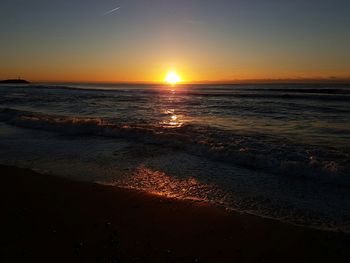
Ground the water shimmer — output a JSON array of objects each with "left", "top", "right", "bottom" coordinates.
[{"left": 0, "top": 83, "right": 349, "bottom": 231}]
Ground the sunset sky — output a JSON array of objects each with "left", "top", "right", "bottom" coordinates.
[{"left": 1, "top": 0, "right": 350, "bottom": 83}]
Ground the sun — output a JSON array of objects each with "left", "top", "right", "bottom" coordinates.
[{"left": 165, "top": 71, "right": 181, "bottom": 85}]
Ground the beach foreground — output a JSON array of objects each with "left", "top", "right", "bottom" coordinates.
[{"left": 1, "top": 165, "right": 349, "bottom": 263}]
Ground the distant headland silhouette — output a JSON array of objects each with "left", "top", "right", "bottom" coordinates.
[{"left": 0, "top": 79, "right": 29, "bottom": 84}]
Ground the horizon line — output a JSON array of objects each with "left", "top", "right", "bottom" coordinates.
[{"left": 18, "top": 77, "right": 350, "bottom": 85}]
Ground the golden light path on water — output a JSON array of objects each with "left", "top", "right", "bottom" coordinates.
[
  {"left": 91, "top": 84, "right": 225, "bottom": 202},
  {"left": 161, "top": 109, "right": 184, "bottom": 128},
  {"left": 93, "top": 84, "right": 227, "bottom": 202},
  {"left": 157, "top": 84, "right": 186, "bottom": 128},
  {"left": 106, "top": 165, "right": 225, "bottom": 203}
]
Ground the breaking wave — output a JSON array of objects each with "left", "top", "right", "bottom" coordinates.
[
  {"left": 4, "top": 84, "right": 350, "bottom": 102},
  {"left": 1, "top": 107, "right": 348, "bottom": 184}
]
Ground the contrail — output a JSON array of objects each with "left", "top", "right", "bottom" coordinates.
[{"left": 104, "top": 6, "right": 120, "bottom": 15}]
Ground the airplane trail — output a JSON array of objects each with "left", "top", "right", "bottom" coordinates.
[{"left": 104, "top": 7, "right": 120, "bottom": 15}]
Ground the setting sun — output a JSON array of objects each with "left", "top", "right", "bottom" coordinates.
[{"left": 165, "top": 71, "right": 181, "bottom": 85}]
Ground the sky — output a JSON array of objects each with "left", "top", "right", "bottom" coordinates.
[{"left": 1, "top": 0, "right": 350, "bottom": 83}]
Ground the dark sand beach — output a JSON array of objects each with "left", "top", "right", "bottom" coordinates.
[{"left": 1, "top": 165, "right": 349, "bottom": 263}]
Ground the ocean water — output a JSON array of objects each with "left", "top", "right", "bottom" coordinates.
[{"left": 0, "top": 83, "right": 350, "bottom": 231}]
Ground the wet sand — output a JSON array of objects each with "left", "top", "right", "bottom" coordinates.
[{"left": 1, "top": 165, "right": 349, "bottom": 262}]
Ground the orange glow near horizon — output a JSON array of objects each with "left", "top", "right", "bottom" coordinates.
[
  {"left": 4, "top": 65, "right": 350, "bottom": 84},
  {"left": 2, "top": 2, "right": 350, "bottom": 84},
  {"left": 2, "top": 60, "right": 350, "bottom": 84}
]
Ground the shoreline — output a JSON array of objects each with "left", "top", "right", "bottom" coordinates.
[{"left": 1, "top": 165, "right": 350, "bottom": 262}]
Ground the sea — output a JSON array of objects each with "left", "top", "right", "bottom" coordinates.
[{"left": 0, "top": 83, "right": 349, "bottom": 231}]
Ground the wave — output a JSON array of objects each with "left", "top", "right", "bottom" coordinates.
[
  {"left": 189, "top": 92, "right": 350, "bottom": 102},
  {"left": 2, "top": 84, "right": 350, "bottom": 102},
  {"left": 0, "top": 107, "right": 349, "bottom": 183},
  {"left": 245, "top": 88, "right": 350, "bottom": 95}
]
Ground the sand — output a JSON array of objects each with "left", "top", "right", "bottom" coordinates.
[{"left": 1, "top": 165, "right": 349, "bottom": 262}]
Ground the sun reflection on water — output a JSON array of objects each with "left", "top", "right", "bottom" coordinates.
[
  {"left": 160, "top": 109, "right": 184, "bottom": 128},
  {"left": 115, "top": 165, "right": 220, "bottom": 202}
]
